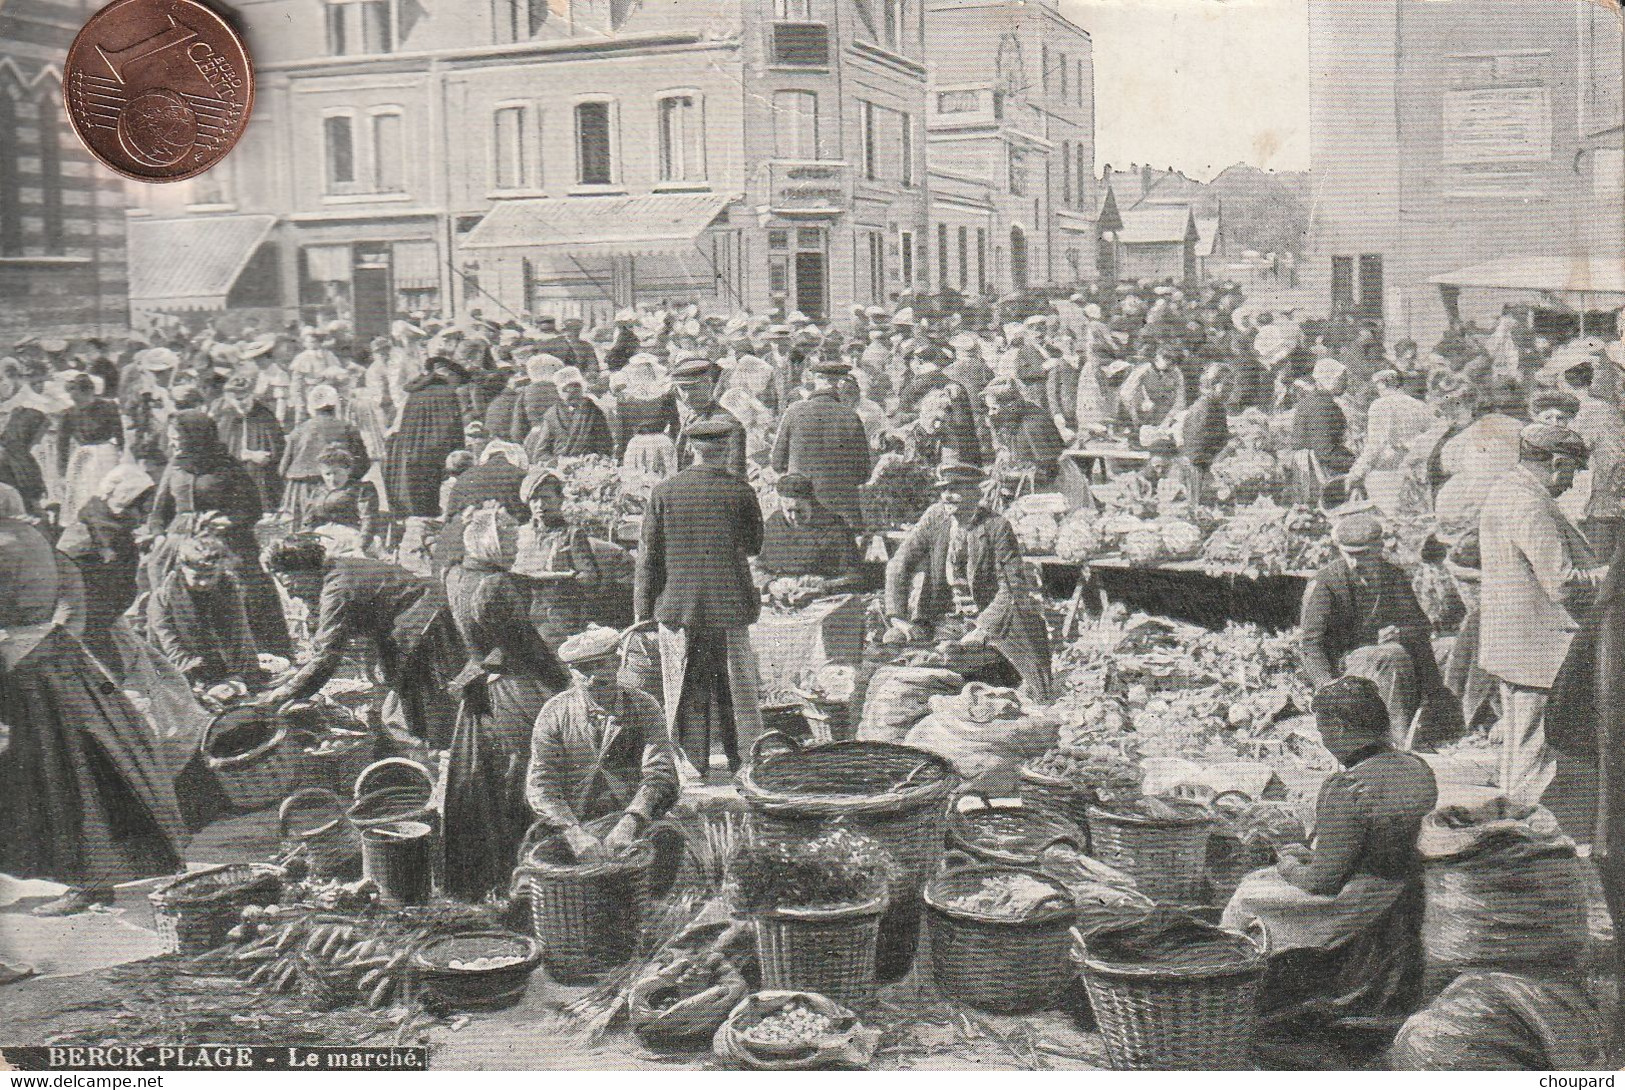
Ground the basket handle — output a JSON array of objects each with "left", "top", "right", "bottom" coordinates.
[
  {"left": 749, "top": 729, "right": 802, "bottom": 767},
  {"left": 1245, "top": 918, "right": 1271, "bottom": 959},
  {"left": 277, "top": 787, "right": 343, "bottom": 840},
  {"left": 1035, "top": 833, "right": 1084, "bottom": 857},
  {"left": 897, "top": 760, "right": 935, "bottom": 789}
]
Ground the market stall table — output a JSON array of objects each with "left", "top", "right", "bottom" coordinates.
[{"left": 1031, "top": 556, "right": 1311, "bottom": 634}]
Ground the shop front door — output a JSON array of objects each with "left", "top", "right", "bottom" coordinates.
[
  {"left": 794, "top": 251, "right": 826, "bottom": 321},
  {"left": 352, "top": 245, "right": 392, "bottom": 345}
]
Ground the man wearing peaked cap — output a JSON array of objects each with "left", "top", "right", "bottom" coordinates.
[
  {"left": 1300, "top": 510, "right": 1458, "bottom": 746},
  {"left": 635, "top": 405, "right": 766, "bottom": 777},
  {"left": 770, "top": 346, "right": 871, "bottom": 531},
  {"left": 1479, "top": 420, "right": 1609, "bottom": 807},
  {"left": 881, "top": 456, "right": 1054, "bottom": 700},
  {"left": 672, "top": 357, "right": 748, "bottom": 478}
]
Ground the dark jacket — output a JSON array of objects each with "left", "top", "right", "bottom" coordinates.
[
  {"left": 443, "top": 458, "right": 528, "bottom": 520},
  {"left": 1291, "top": 389, "right": 1355, "bottom": 474},
  {"left": 1180, "top": 393, "right": 1231, "bottom": 470},
  {"left": 770, "top": 390, "right": 872, "bottom": 531},
  {"left": 635, "top": 463, "right": 763, "bottom": 628},
  {"left": 147, "top": 569, "right": 261, "bottom": 686},
  {"left": 758, "top": 506, "right": 863, "bottom": 584},
  {"left": 385, "top": 375, "right": 465, "bottom": 517},
  {"left": 1299, "top": 556, "right": 1442, "bottom": 693},
  {"left": 1283, "top": 749, "right": 1437, "bottom": 895},
  {"left": 524, "top": 400, "right": 615, "bottom": 462},
  {"left": 215, "top": 399, "right": 286, "bottom": 509},
  {"left": 991, "top": 401, "right": 1066, "bottom": 486}
]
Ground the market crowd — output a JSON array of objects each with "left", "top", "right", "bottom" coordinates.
[{"left": 2, "top": 281, "right": 1623, "bottom": 1045}]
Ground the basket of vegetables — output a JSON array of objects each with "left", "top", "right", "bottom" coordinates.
[
  {"left": 737, "top": 732, "right": 957, "bottom": 982},
  {"left": 628, "top": 951, "right": 749, "bottom": 1047},
  {"left": 514, "top": 813, "right": 653, "bottom": 984},
  {"left": 732, "top": 830, "right": 892, "bottom": 1012},
  {"left": 1073, "top": 910, "right": 1267, "bottom": 1070},
  {"left": 201, "top": 706, "right": 294, "bottom": 812},
  {"left": 1017, "top": 749, "right": 1143, "bottom": 845},
  {"left": 713, "top": 991, "right": 876, "bottom": 1071},
  {"left": 924, "top": 864, "right": 1076, "bottom": 1013},
  {"left": 410, "top": 930, "right": 544, "bottom": 1012},
  {"left": 946, "top": 793, "right": 1085, "bottom": 868},
  {"left": 148, "top": 863, "right": 283, "bottom": 956},
  {"left": 1087, "top": 797, "right": 1214, "bottom": 905}
]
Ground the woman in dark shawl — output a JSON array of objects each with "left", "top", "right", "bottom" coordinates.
[
  {"left": 442, "top": 505, "right": 570, "bottom": 901},
  {"left": 61, "top": 461, "right": 153, "bottom": 670},
  {"left": 147, "top": 410, "right": 291, "bottom": 655},
  {"left": 0, "top": 483, "right": 186, "bottom": 915},
  {"left": 385, "top": 356, "right": 467, "bottom": 517},
  {"left": 0, "top": 406, "right": 48, "bottom": 517}
]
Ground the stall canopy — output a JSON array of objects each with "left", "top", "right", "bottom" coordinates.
[
  {"left": 461, "top": 192, "right": 734, "bottom": 257},
  {"left": 128, "top": 214, "right": 278, "bottom": 310},
  {"left": 1428, "top": 254, "right": 1625, "bottom": 297}
]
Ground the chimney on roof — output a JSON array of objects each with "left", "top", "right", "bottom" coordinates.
[{"left": 1141, "top": 164, "right": 1153, "bottom": 192}]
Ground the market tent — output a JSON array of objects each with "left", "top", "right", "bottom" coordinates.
[
  {"left": 127, "top": 214, "right": 277, "bottom": 311},
  {"left": 461, "top": 192, "right": 735, "bottom": 257},
  {"left": 1428, "top": 254, "right": 1625, "bottom": 297}
]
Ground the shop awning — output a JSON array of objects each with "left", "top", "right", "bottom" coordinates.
[
  {"left": 128, "top": 214, "right": 277, "bottom": 310},
  {"left": 1428, "top": 254, "right": 1625, "bottom": 297},
  {"left": 461, "top": 192, "right": 733, "bottom": 257}
]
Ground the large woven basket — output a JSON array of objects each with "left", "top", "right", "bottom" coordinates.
[
  {"left": 924, "top": 864, "right": 1076, "bottom": 1013},
  {"left": 202, "top": 707, "right": 294, "bottom": 812},
  {"left": 1087, "top": 801, "right": 1213, "bottom": 905},
  {"left": 1016, "top": 764, "right": 1095, "bottom": 842},
  {"left": 737, "top": 731, "right": 958, "bottom": 982},
  {"left": 753, "top": 893, "right": 887, "bottom": 1013},
  {"left": 947, "top": 793, "right": 1086, "bottom": 868},
  {"left": 278, "top": 787, "right": 362, "bottom": 880},
  {"left": 1074, "top": 918, "right": 1268, "bottom": 1071},
  {"left": 516, "top": 815, "right": 653, "bottom": 984},
  {"left": 148, "top": 863, "right": 282, "bottom": 956}
]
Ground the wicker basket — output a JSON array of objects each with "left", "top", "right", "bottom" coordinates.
[
  {"left": 753, "top": 893, "right": 887, "bottom": 1013},
  {"left": 282, "top": 700, "right": 377, "bottom": 797},
  {"left": 345, "top": 758, "right": 436, "bottom": 831},
  {"left": 947, "top": 793, "right": 1085, "bottom": 868},
  {"left": 202, "top": 707, "right": 294, "bottom": 812},
  {"left": 411, "top": 930, "right": 544, "bottom": 1012},
  {"left": 515, "top": 815, "right": 653, "bottom": 984},
  {"left": 924, "top": 864, "right": 1075, "bottom": 1013},
  {"left": 148, "top": 863, "right": 282, "bottom": 956},
  {"left": 737, "top": 731, "right": 959, "bottom": 983},
  {"left": 1087, "top": 801, "right": 1213, "bottom": 905},
  {"left": 1073, "top": 918, "right": 1268, "bottom": 1071},
  {"left": 1016, "top": 765, "right": 1094, "bottom": 843},
  {"left": 278, "top": 788, "right": 362, "bottom": 880}
]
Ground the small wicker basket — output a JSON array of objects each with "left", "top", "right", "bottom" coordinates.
[
  {"left": 753, "top": 892, "right": 887, "bottom": 1013},
  {"left": 515, "top": 815, "right": 653, "bottom": 984},
  {"left": 277, "top": 788, "right": 362, "bottom": 880},
  {"left": 148, "top": 863, "right": 282, "bottom": 956},
  {"left": 924, "top": 864, "right": 1075, "bottom": 1013},
  {"left": 202, "top": 707, "right": 294, "bottom": 812},
  {"left": 411, "top": 930, "right": 544, "bottom": 1012}
]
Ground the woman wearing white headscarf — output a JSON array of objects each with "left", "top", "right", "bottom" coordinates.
[{"left": 442, "top": 504, "right": 571, "bottom": 901}]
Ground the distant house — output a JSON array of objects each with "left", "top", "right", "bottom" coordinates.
[{"left": 1094, "top": 164, "right": 1224, "bottom": 285}]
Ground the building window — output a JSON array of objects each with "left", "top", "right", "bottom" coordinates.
[
  {"left": 860, "top": 101, "right": 877, "bottom": 181},
  {"left": 976, "top": 227, "right": 987, "bottom": 293},
  {"left": 1076, "top": 144, "right": 1088, "bottom": 208},
  {"left": 0, "top": 96, "right": 17, "bottom": 256},
  {"left": 775, "top": 0, "right": 812, "bottom": 18},
  {"left": 657, "top": 93, "right": 704, "bottom": 183},
  {"left": 1062, "top": 140, "right": 1072, "bottom": 205},
  {"left": 326, "top": 0, "right": 394, "bottom": 55},
  {"left": 1041, "top": 45, "right": 1050, "bottom": 95},
  {"left": 900, "top": 111, "right": 914, "bottom": 186},
  {"left": 900, "top": 229, "right": 914, "bottom": 285},
  {"left": 493, "top": 0, "right": 547, "bottom": 43},
  {"left": 37, "top": 98, "right": 63, "bottom": 254},
  {"left": 1008, "top": 147, "right": 1028, "bottom": 196},
  {"left": 1076, "top": 59, "right": 1084, "bottom": 107},
  {"left": 958, "top": 225, "right": 969, "bottom": 290},
  {"left": 371, "top": 111, "right": 404, "bottom": 192},
  {"left": 574, "top": 100, "right": 613, "bottom": 185},
  {"left": 493, "top": 105, "right": 528, "bottom": 189},
  {"left": 937, "top": 223, "right": 949, "bottom": 286},
  {"left": 773, "top": 90, "right": 818, "bottom": 158},
  {"left": 324, "top": 114, "right": 356, "bottom": 189},
  {"left": 769, "top": 255, "right": 789, "bottom": 295},
  {"left": 867, "top": 231, "right": 885, "bottom": 303},
  {"left": 1059, "top": 53, "right": 1069, "bottom": 100},
  {"left": 771, "top": 22, "right": 829, "bottom": 66},
  {"left": 881, "top": 0, "right": 906, "bottom": 52}
]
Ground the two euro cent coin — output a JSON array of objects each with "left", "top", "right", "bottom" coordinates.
[{"left": 63, "top": 0, "right": 253, "bottom": 183}]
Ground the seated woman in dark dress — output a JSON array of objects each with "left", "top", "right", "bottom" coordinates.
[
  {"left": 1223, "top": 676, "right": 1438, "bottom": 1026},
  {"left": 752, "top": 473, "right": 865, "bottom": 595}
]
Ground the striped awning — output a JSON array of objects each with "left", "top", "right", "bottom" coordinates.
[
  {"left": 128, "top": 214, "right": 277, "bottom": 310},
  {"left": 462, "top": 192, "right": 733, "bottom": 257}
]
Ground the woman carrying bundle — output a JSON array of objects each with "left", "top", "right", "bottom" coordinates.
[{"left": 1222, "top": 676, "right": 1438, "bottom": 1025}]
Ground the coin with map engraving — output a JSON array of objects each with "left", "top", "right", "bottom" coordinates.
[{"left": 63, "top": 0, "right": 253, "bottom": 183}]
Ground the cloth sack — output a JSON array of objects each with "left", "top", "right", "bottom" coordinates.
[
  {"left": 855, "top": 666, "right": 963, "bottom": 742},
  {"left": 712, "top": 991, "right": 879, "bottom": 1071},
  {"left": 1389, "top": 970, "right": 1606, "bottom": 1071},
  {"left": 901, "top": 683, "right": 1056, "bottom": 791}
]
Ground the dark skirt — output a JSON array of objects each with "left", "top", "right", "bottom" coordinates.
[
  {"left": 0, "top": 627, "right": 186, "bottom": 886},
  {"left": 78, "top": 555, "right": 140, "bottom": 670},
  {"left": 442, "top": 673, "right": 555, "bottom": 902}
]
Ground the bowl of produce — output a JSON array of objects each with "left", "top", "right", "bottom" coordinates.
[
  {"left": 740, "top": 996, "right": 854, "bottom": 1057},
  {"left": 410, "top": 930, "right": 543, "bottom": 1011}
]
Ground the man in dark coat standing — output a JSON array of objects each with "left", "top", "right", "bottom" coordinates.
[
  {"left": 1180, "top": 365, "right": 1231, "bottom": 495},
  {"left": 532, "top": 317, "right": 586, "bottom": 373},
  {"left": 770, "top": 358, "right": 871, "bottom": 532},
  {"left": 671, "top": 358, "right": 749, "bottom": 478},
  {"left": 635, "top": 419, "right": 765, "bottom": 776},
  {"left": 384, "top": 356, "right": 466, "bottom": 516},
  {"left": 1290, "top": 359, "right": 1356, "bottom": 476},
  {"left": 215, "top": 374, "right": 286, "bottom": 510}
]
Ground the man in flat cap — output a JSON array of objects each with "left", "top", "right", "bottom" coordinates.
[
  {"left": 882, "top": 462, "right": 1053, "bottom": 701},
  {"left": 635, "top": 418, "right": 766, "bottom": 776},
  {"left": 215, "top": 373, "right": 287, "bottom": 509},
  {"left": 769, "top": 357, "right": 870, "bottom": 531},
  {"left": 671, "top": 359, "right": 748, "bottom": 478},
  {"left": 1299, "top": 511, "right": 1457, "bottom": 745},
  {"left": 1479, "top": 423, "right": 1608, "bottom": 806}
]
